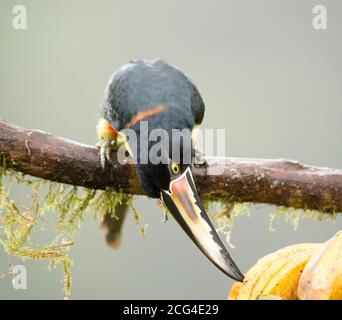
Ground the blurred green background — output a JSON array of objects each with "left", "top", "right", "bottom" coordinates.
[{"left": 0, "top": 0, "right": 341, "bottom": 299}]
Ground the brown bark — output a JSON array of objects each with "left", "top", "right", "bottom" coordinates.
[{"left": 0, "top": 120, "right": 341, "bottom": 214}]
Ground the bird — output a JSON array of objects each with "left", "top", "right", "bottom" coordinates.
[{"left": 96, "top": 59, "right": 244, "bottom": 282}]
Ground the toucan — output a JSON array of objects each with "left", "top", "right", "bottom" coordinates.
[{"left": 96, "top": 59, "right": 244, "bottom": 282}]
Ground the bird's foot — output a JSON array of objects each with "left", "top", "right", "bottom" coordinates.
[
  {"left": 96, "top": 139, "right": 113, "bottom": 169},
  {"left": 96, "top": 134, "right": 131, "bottom": 169}
]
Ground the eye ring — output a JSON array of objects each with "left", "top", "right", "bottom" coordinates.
[{"left": 171, "top": 163, "right": 180, "bottom": 174}]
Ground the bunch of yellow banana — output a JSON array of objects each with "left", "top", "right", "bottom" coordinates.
[{"left": 228, "top": 230, "right": 341, "bottom": 300}]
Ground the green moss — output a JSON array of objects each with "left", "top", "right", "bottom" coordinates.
[
  {"left": 269, "top": 206, "right": 336, "bottom": 232},
  {"left": 205, "top": 194, "right": 337, "bottom": 248},
  {"left": 204, "top": 195, "right": 251, "bottom": 248},
  {"left": 0, "top": 161, "right": 132, "bottom": 299},
  {"left": 132, "top": 206, "right": 149, "bottom": 237}
]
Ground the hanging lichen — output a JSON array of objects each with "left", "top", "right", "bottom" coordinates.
[
  {"left": 206, "top": 196, "right": 251, "bottom": 248},
  {"left": 131, "top": 206, "right": 149, "bottom": 237},
  {"left": 0, "top": 160, "right": 132, "bottom": 299},
  {"left": 204, "top": 193, "right": 337, "bottom": 248},
  {"left": 269, "top": 206, "right": 336, "bottom": 232}
]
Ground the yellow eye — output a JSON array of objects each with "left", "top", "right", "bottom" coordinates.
[{"left": 171, "top": 163, "right": 180, "bottom": 174}]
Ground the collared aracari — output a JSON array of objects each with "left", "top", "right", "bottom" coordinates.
[{"left": 97, "top": 59, "right": 244, "bottom": 282}]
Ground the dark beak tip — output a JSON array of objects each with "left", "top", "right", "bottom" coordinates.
[
  {"left": 233, "top": 273, "right": 245, "bottom": 283},
  {"left": 225, "top": 267, "right": 244, "bottom": 282}
]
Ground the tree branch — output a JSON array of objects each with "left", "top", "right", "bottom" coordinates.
[{"left": 0, "top": 120, "right": 341, "bottom": 214}]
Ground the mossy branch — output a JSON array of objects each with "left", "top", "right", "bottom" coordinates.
[{"left": 0, "top": 120, "right": 341, "bottom": 214}]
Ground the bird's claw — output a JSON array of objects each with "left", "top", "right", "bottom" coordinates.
[{"left": 96, "top": 140, "right": 112, "bottom": 170}]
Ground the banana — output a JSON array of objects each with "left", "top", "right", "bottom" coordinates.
[
  {"left": 227, "top": 282, "right": 242, "bottom": 300},
  {"left": 298, "top": 230, "right": 342, "bottom": 300},
  {"left": 259, "top": 244, "right": 320, "bottom": 299},
  {"left": 234, "top": 245, "right": 299, "bottom": 300},
  {"left": 228, "top": 243, "right": 320, "bottom": 300}
]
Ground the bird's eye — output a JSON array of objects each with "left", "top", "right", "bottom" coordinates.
[{"left": 171, "top": 163, "right": 180, "bottom": 174}]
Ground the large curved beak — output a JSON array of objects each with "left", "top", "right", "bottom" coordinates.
[{"left": 161, "top": 167, "right": 244, "bottom": 282}]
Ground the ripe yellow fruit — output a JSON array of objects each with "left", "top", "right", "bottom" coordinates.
[
  {"left": 228, "top": 243, "right": 320, "bottom": 300},
  {"left": 260, "top": 245, "right": 319, "bottom": 299},
  {"left": 227, "top": 282, "right": 242, "bottom": 300},
  {"left": 298, "top": 231, "right": 342, "bottom": 300},
  {"left": 228, "top": 231, "right": 342, "bottom": 300}
]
